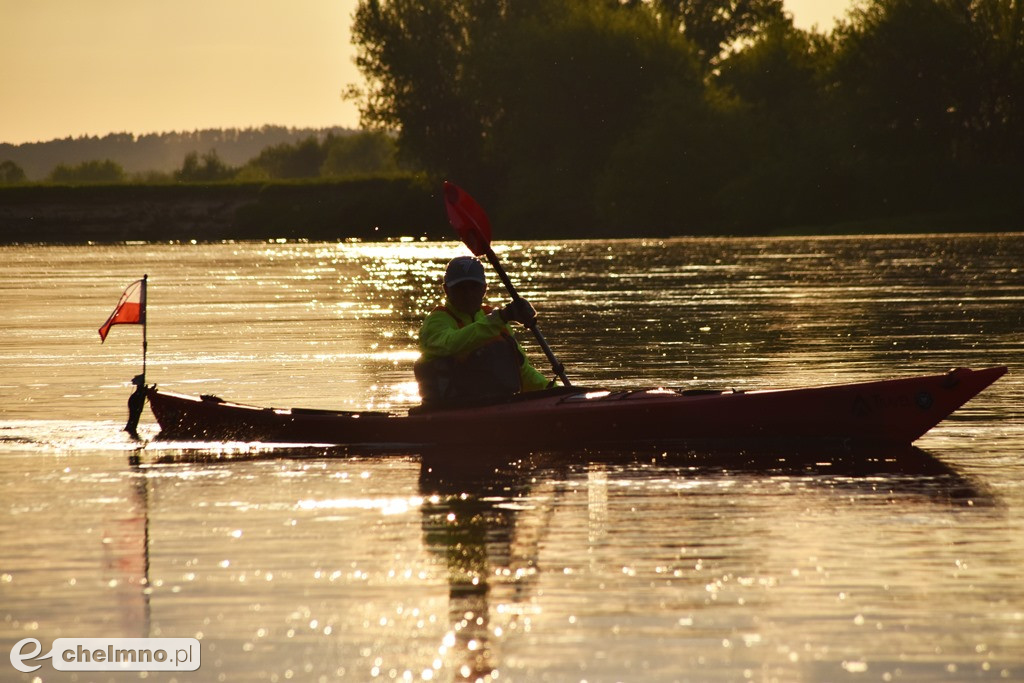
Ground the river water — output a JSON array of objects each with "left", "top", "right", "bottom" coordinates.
[{"left": 1, "top": 235, "right": 1022, "bottom": 682}]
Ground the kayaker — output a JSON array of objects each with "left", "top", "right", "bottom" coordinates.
[{"left": 415, "top": 256, "right": 550, "bottom": 404}]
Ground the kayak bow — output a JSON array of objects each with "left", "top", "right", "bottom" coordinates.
[{"left": 146, "top": 366, "right": 1006, "bottom": 449}]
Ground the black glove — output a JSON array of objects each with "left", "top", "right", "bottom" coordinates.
[{"left": 500, "top": 298, "right": 537, "bottom": 325}]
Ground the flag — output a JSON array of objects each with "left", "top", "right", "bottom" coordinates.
[{"left": 99, "top": 277, "right": 146, "bottom": 343}]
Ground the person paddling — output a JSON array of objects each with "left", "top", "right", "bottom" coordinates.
[{"left": 415, "top": 256, "right": 551, "bottom": 404}]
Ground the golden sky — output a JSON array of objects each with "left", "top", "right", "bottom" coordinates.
[{"left": 0, "top": 0, "right": 851, "bottom": 145}]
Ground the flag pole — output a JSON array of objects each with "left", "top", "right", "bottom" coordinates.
[
  {"left": 99, "top": 275, "right": 150, "bottom": 439},
  {"left": 141, "top": 274, "right": 148, "bottom": 383},
  {"left": 126, "top": 274, "right": 148, "bottom": 440}
]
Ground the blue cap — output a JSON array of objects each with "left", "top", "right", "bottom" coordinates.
[{"left": 444, "top": 256, "right": 486, "bottom": 287}]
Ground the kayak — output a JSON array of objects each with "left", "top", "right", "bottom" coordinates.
[{"left": 145, "top": 366, "right": 1006, "bottom": 449}]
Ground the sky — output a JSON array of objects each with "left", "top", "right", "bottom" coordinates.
[{"left": 0, "top": 0, "right": 854, "bottom": 146}]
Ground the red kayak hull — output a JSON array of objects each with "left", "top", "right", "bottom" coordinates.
[{"left": 145, "top": 366, "right": 1006, "bottom": 449}]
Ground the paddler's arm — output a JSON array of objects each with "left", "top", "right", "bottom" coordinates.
[
  {"left": 501, "top": 299, "right": 554, "bottom": 391},
  {"left": 419, "top": 307, "right": 508, "bottom": 358},
  {"left": 519, "top": 355, "right": 552, "bottom": 392}
]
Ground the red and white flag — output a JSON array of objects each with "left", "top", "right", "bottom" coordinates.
[{"left": 98, "top": 277, "right": 147, "bottom": 342}]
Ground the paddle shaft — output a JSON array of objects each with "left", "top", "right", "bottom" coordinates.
[{"left": 483, "top": 247, "right": 571, "bottom": 387}]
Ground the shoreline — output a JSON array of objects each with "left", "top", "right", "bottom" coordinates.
[
  {"left": 1, "top": 181, "right": 1019, "bottom": 243},
  {"left": 0, "top": 178, "right": 448, "bottom": 244}
]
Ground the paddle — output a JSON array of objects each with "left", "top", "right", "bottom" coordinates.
[{"left": 443, "top": 181, "right": 571, "bottom": 387}]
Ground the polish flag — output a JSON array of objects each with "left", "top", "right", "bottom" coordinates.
[{"left": 98, "top": 277, "right": 146, "bottom": 342}]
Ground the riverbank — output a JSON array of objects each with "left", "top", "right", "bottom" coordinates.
[
  {"left": 0, "top": 180, "right": 1019, "bottom": 243},
  {"left": 0, "top": 178, "right": 447, "bottom": 244}
]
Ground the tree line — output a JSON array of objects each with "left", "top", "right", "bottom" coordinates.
[
  {"left": 171, "top": 131, "right": 404, "bottom": 182},
  {"left": 349, "top": 0, "right": 1024, "bottom": 234},
  {"left": 0, "top": 128, "right": 404, "bottom": 184}
]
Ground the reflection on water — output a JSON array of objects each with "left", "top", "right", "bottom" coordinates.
[
  {"left": 2, "top": 236, "right": 1023, "bottom": 681},
  {"left": 2, "top": 446, "right": 1018, "bottom": 682}
]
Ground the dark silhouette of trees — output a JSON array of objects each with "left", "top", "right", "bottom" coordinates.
[
  {"left": 239, "top": 132, "right": 403, "bottom": 179},
  {"left": 350, "top": 0, "right": 1024, "bottom": 234},
  {"left": 0, "top": 129, "right": 408, "bottom": 185},
  {"left": 174, "top": 150, "right": 236, "bottom": 182},
  {"left": 0, "top": 160, "right": 27, "bottom": 185},
  {"left": 244, "top": 137, "right": 327, "bottom": 179},
  {"left": 49, "top": 159, "right": 127, "bottom": 184},
  {"left": 350, "top": 0, "right": 495, "bottom": 182},
  {"left": 644, "top": 0, "right": 788, "bottom": 69},
  {"left": 486, "top": 2, "right": 704, "bottom": 229},
  {"left": 0, "top": 127, "right": 351, "bottom": 180},
  {"left": 321, "top": 131, "right": 401, "bottom": 177},
  {"left": 352, "top": 0, "right": 703, "bottom": 229},
  {"left": 832, "top": 0, "right": 1023, "bottom": 168}
]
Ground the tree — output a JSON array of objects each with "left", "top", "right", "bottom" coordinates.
[
  {"left": 245, "top": 137, "right": 327, "bottom": 179},
  {"left": 970, "top": 0, "right": 1024, "bottom": 163},
  {"left": 483, "top": 1, "right": 702, "bottom": 230},
  {"left": 349, "top": 0, "right": 492, "bottom": 179},
  {"left": 350, "top": 0, "right": 702, "bottom": 230},
  {"left": 647, "top": 0, "right": 788, "bottom": 70},
  {"left": 0, "top": 160, "right": 27, "bottom": 185},
  {"left": 321, "top": 132, "right": 400, "bottom": 177},
  {"left": 349, "top": 0, "right": 1023, "bottom": 234},
  {"left": 49, "top": 159, "right": 126, "bottom": 184},
  {"left": 710, "top": 22, "right": 843, "bottom": 227},
  {"left": 597, "top": 82, "right": 737, "bottom": 232},
  {"left": 829, "top": 0, "right": 1024, "bottom": 211},
  {"left": 174, "top": 150, "right": 236, "bottom": 182}
]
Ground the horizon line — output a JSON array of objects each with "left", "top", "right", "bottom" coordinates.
[{"left": 2, "top": 123, "right": 366, "bottom": 148}]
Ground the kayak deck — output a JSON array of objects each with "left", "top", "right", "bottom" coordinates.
[{"left": 145, "top": 366, "right": 1006, "bottom": 449}]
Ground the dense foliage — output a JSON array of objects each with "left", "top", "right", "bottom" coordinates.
[
  {"left": 350, "top": 0, "right": 1024, "bottom": 234},
  {"left": 49, "top": 159, "right": 127, "bottom": 184},
  {"left": 239, "top": 132, "right": 402, "bottom": 180},
  {"left": 0, "top": 160, "right": 26, "bottom": 185}
]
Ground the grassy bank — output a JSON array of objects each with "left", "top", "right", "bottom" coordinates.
[
  {"left": 0, "top": 177, "right": 448, "bottom": 244},
  {"left": 778, "top": 208, "right": 1024, "bottom": 237}
]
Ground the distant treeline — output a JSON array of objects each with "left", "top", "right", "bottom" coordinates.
[
  {"left": 349, "top": 0, "right": 1024, "bottom": 234},
  {"left": 0, "top": 127, "right": 403, "bottom": 182},
  {"left": 178, "top": 131, "right": 405, "bottom": 182}
]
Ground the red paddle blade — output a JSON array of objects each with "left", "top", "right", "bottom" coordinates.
[{"left": 443, "top": 181, "right": 492, "bottom": 256}]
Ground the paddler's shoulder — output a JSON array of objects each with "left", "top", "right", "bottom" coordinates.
[{"left": 423, "top": 305, "right": 468, "bottom": 326}]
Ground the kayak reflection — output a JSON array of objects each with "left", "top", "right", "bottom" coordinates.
[
  {"left": 417, "top": 444, "right": 991, "bottom": 500},
  {"left": 131, "top": 444, "right": 992, "bottom": 681},
  {"left": 409, "top": 444, "right": 991, "bottom": 679},
  {"left": 417, "top": 454, "right": 563, "bottom": 680},
  {"left": 145, "top": 442, "right": 992, "bottom": 506}
]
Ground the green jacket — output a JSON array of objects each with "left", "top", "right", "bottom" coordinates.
[{"left": 418, "top": 301, "right": 550, "bottom": 393}]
